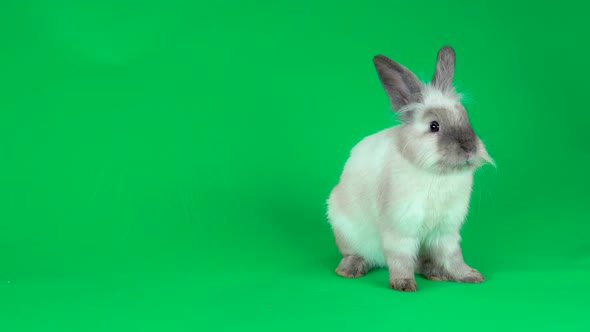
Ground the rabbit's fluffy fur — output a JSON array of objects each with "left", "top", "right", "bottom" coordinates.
[{"left": 327, "top": 46, "right": 492, "bottom": 292}]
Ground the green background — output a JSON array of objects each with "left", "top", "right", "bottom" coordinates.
[{"left": 1, "top": 1, "right": 589, "bottom": 331}]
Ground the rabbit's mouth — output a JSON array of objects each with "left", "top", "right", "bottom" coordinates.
[
  {"left": 435, "top": 157, "right": 479, "bottom": 173},
  {"left": 465, "top": 154, "right": 478, "bottom": 166},
  {"left": 461, "top": 156, "right": 480, "bottom": 168}
]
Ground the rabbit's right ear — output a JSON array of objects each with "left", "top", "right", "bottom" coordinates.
[
  {"left": 373, "top": 55, "right": 423, "bottom": 113},
  {"left": 431, "top": 46, "right": 456, "bottom": 92}
]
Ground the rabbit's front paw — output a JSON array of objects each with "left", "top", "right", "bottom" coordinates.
[{"left": 390, "top": 278, "right": 418, "bottom": 292}]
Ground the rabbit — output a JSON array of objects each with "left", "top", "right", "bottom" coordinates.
[{"left": 326, "top": 46, "right": 494, "bottom": 292}]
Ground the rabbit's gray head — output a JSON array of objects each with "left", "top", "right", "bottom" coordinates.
[{"left": 373, "top": 46, "right": 493, "bottom": 174}]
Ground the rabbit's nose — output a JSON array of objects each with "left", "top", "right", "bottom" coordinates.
[
  {"left": 458, "top": 138, "right": 476, "bottom": 154},
  {"left": 460, "top": 144, "right": 473, "bottom": 154}
]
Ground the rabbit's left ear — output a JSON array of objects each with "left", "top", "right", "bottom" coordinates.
[
  {"left": 373, "top": 54, "right": 423, "bottom": 112},
  {"left": 432, "top": 46, "right": 456, "bottom": 91}
]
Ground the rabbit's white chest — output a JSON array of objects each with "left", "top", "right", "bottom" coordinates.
[{"left": 386, "top": 169, "right": 473, "bottom": 237}]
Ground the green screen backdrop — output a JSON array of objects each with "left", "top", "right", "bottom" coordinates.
[{"left": 1, "top": 1, "right": 589, "bottom": 331}]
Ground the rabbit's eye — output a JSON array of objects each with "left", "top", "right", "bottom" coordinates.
[{"left": 430, "top": 121, "right": 440, "bottom": 132}]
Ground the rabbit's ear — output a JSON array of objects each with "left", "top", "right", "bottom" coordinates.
[
  {"left": 432, "top": 46, "right": 456, "bottom": 91},
  {"left": 373, "top": 55, "right": 423, "bottom": 112}
]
